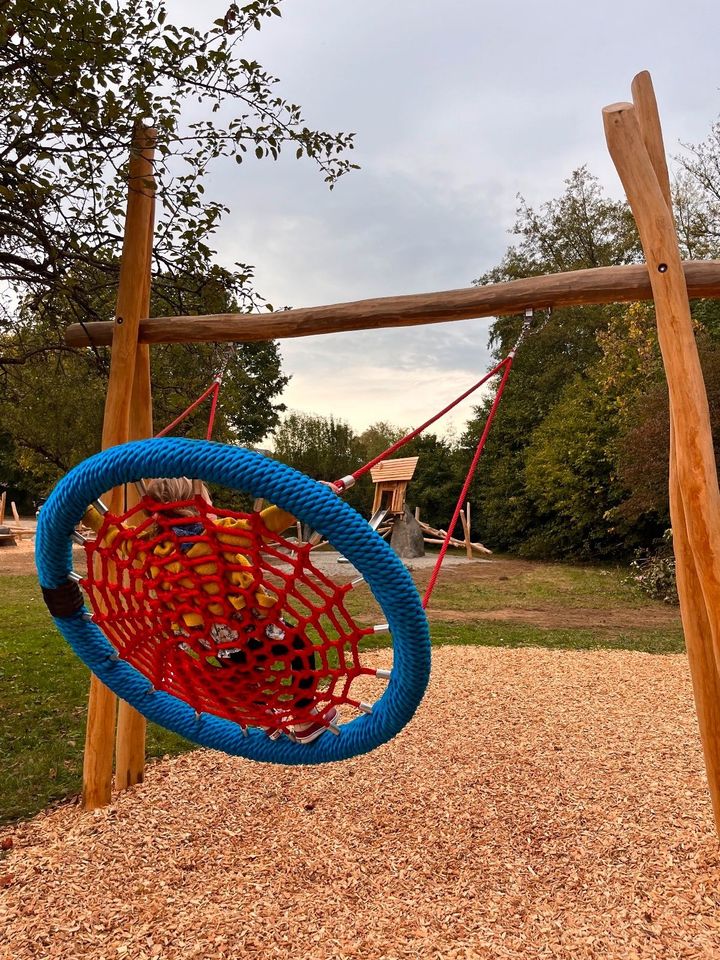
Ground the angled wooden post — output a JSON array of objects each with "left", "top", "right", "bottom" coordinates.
[
  {"left": 604, "top": 75, "right": 720, "bottom": 835},
  {"left": 630, "top": 72, "right": 720, "bottom": 833},
  {"left": 83, "top": 122, "right": 156, "bottom": 810}
]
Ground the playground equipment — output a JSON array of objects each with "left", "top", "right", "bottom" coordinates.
[
  {"left": 371, "top": 457, "right": 418, "bottom": 520},
  {"left": 37, "top": 438, "right": 430, "bottom": 764},
  {"left": 40, "top": 72, "right": 720, "bottom": 840},
  {"left": 367, "top": 456, "right": 490, "bottom": 559},
  {"left": 0, "top": 492, "right": 16, "bottom": 546}
]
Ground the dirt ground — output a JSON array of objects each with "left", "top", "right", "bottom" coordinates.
[
  {"left": 2, "top": 527, "right": 711, "bottom": 958},
  {"left": 1, "top": 646, "right": 718, "bottom": 960},
  {"left": 0, "top": 536, "right": 38, "bottom": 575}
]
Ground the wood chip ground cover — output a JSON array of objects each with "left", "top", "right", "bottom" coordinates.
[{"left": 2, "top": 646, "right": 719, "bottom": 959}]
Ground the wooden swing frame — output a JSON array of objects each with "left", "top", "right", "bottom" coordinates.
[{"left": 73, "top": 73, "right": 720, "bottom": 840}]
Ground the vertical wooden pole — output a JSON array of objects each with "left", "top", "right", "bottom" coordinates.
[
  {"left": 114, "top": 195, "right": 156, "bottom": 792},
  {"left": 604, "top": 79, "right": 720, "bottom": 835},
  {"left": 459, "top": 503, "right": 473, "bottom": 560},
  {"left": 83, "top": 123, "right": 156, "bottom": 810},
  {"left": 628, "top": 72, "right": 720, "bottom": 829}
]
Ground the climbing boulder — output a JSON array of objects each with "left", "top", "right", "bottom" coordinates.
[{"left": 390, "top": 508, "right": 425, "bottom": 559}]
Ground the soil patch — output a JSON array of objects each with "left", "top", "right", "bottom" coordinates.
[{"left": 430, "top": 604, "right": 679, "bottom": 630}]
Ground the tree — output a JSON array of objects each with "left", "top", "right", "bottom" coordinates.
[
  {"left": 677, "top": 123, "right": 720, "bottom": 260},
  {"left": 0, "top": 0, "right": 357, "bottom": 335},
  {"left": 273, "top": 412, "right": 360, "bottom": 482},
  {"left": 0, "top": 0, "right": 357, "bottom": 497},
  {"left": 465, "top": 168, "right": 641, "bottom": 554},
  {"left": 0, "top": 262, "right": 289, "bottom": 498},
  {"left": 614, "top": 339, "right": 720, "bottom": 534},
  {"left": 466, "top": 155, "right": 720, "bottom": 558}
]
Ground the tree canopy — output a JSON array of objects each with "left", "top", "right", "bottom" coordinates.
[
  {"left": 0, "top": 0, "right": 357, "bottom": 329},
  {"left": 465, "top": 151, "right": 720, "bottom": 559},
  {"left": 0, "top": 0, "right": 357, "bottom": 502}
]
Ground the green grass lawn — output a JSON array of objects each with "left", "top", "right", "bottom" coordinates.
[
  {"left": 0, "top": 576, "right": 189, "bottom": 826},
  {"left": 0, "top": 561, "right": 682, "bottom": 825},
  {"left": 423, "top": 560, "right": 659, "bottom": 611}
]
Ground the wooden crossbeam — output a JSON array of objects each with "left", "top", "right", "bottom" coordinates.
[{"left": 65, "top": 260, "right": 720, "bottom": 348}]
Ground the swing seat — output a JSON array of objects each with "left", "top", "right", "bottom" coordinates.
[{"left": 35, "top": 437, "right": 431, "bottom": 764}]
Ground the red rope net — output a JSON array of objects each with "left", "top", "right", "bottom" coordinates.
[{"left": 82, "top": 497, "right": 378, "bottom": 736}]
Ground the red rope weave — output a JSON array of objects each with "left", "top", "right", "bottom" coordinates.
[{"left": 83, "top": 498, "right": 377, "bottom": 734}]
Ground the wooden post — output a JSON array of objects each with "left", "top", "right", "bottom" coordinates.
[
  {"left": 459, "top": 503, "right": 473, "bottom": 560},
  {"left": 114, "top": 190, "right": 156, "bottom": 793},
  {"left": 83, "top": 123, "right": 156, "bottom": 810},
  {"left": 629, "top": 71, "right": 720, "bottom": 831},
  {"left": 604, "top": 75, "right": 720, "bottom": 835}
]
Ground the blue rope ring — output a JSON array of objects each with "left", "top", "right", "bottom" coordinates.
[{"left": 35, "top": 437, "right": 431, "bottom": 764}]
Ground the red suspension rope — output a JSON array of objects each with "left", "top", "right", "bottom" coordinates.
[
  {"left": 333, "top": 355, "right": 511, "bottom": 490},
  {"left": 155, "top": 379, "right": 221, "bottom": 439},
  {"left": 421, "top": 354, "right": 515, "bottom": 607},
  {"left": 154, "top": 350, "right": 233, "bottom": 440}
]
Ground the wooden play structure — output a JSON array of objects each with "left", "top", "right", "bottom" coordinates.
[
  {"left": 60, "top": 72, "right": 720, "bottom": 839},
  {"left": 367, "top": 458, "right": 490, "bottom": 558},
  {"left": 370, "top": 457, "right": 419, "bottom": 518},
  {"left": 0, "top": 492, "right": 16, "bottom": 545},
  {"left": 416, "top": 504, "right": 491, "bottom": 559}
]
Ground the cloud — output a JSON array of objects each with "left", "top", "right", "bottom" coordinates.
[{"left": 169, "top": 0, "right": 720, "bottom": 435}]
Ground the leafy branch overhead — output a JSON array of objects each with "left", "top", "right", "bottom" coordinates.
[{"left": 0, "top": 0, "right": 358, "bottom": 331}]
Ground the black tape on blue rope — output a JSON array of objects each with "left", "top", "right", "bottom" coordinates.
[
  {"left": 35, "top": 437, "right": 431, "bottom": 765},
  {"left": 41, "top": 581, "right": 85, "bottom": 618}
]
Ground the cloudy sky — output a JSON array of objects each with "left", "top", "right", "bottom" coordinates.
[{"left": 174, "top": 0, "right": 720, "bottom": 439}]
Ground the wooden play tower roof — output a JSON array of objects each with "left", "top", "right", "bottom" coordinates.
[
  {"left": 369, "top": 457, "right": 418, "bottom": 484},
  {"left": 370, "top": 456, "right": 418, "bottom": 516}
]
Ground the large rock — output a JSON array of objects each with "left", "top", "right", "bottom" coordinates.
[{"left": 390, "top": 508, "right": 425, "bottom": 559}]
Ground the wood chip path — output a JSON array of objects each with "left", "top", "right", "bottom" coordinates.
[{"left": 2, "top": 646, "right": 719, "bottom": 959}]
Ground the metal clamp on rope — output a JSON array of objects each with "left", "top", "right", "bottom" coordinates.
[{"left": 334, "top": 475, "right": 356, "bottom": 494}]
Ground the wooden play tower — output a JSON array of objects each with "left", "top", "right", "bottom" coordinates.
[
  {"left": 65, "top": 73, "right": 720, "bottom": 839},
  {"left": 370, "top": 457, "right": 418, "bottom": 517}
]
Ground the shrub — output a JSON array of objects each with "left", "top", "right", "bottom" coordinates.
[{"left": 626, "top": 530, "right": 678, "bottom": 604}]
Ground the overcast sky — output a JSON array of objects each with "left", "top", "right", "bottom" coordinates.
[{"left": 173, "top": 0, "right": 720, "bottom": 439}]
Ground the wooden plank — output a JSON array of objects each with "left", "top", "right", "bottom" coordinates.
[
  {"left": 459, "top": 505, "right": 473, "bottom": 560},
  {"left": 423, "top": 536, "right": 490, "bottom": 555},
  {"left": 83, "top": 123, "right": 156, "bottom": 812},
  {"left": 8, "top": 526, "right": 34, "bottom": 540},
  {"left": 65, "top": 260, "right": 720, "bottom": 347},
  {"left": 604, "top": 84, "right": 720, "bottom": 837}
]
